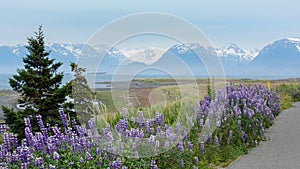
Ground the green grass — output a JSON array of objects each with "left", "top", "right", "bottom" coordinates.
[
  {"left": 276, "top": 83, "right": 300, "bottom": 110},
  {"left": 95, "top": 90, "right": 118, "bottom": 113},
  {"left": 279, "top": 94, "right": 293, "bottom": 110}
]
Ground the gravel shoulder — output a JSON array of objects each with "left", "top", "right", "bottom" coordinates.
[{"left": 227, "top": 102, "right": 300, "bottom": 169}]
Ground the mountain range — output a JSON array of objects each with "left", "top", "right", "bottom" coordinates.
[{"left": 1, "top": 38, "right": 300, "bottom": 78}]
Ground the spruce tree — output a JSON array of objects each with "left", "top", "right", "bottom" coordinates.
[{"left": 3, "top": 26, "right": 71, "bottom": 137}]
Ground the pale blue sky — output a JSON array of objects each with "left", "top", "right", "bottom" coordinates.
[{"left": 1, "top": 0, "right": 300, "bottom": 49}]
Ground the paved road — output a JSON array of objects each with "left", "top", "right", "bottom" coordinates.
[{"left": 227, "top": 102, "right": 300, "bottom": 169}]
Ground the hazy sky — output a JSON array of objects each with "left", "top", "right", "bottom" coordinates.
[{"left": 1, "top": 0, "right": 300, "bottom": 49}]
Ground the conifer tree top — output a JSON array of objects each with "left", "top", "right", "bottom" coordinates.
[{"left": 9, "top": 26, "right": 68, "bottom": 118}]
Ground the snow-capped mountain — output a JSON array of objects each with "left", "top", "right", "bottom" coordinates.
[
  {"left": 251, "top": 38, "right": 300, "bottom": 75},
  {"left": 216, "top": 43, "right": 258, "bottom": 62},
  {"left": 149, "top": 43, "right": 216, "bottom": 75},
  {"left": 0, "top": 43, "right": 129, "bottom": 74},
  {"left": 2, "top": 38, "right": 300, "bottom": 77},
  {"left": 47, "top": 43, "right": 85, "bottom": 57},
  {"left": 170, "top": 43, "right": 210, "bottom": 54}
]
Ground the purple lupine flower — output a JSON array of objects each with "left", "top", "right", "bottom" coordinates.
[
  {"left": 123, "top": 119, "right": 129, "bottom": 130},
  {"left": 11, "top": 151, "right": 18, "bottom": 164},
  {"left": 200, "top": 142, "right": 205, "bottom": 154},
  {"left": 59, "top": 110, "right": 69, "bottom": 129},
  {"left": 238, "top": 120, "right": 241, "bottom": 130},
  {"left": 24, "top": 117, "right": 31, "bottom": 128},
  {"left": 79, "top": 157, "right": 84, "bottom": 163},
  {"left": 180, "top": 160, "right": 184, "bottom": 168},
  {"left": 52, "top": 151, "right": 60, "bottom": 160},
  {"left": 20, "top": 162, "right": 28, "bottom": 169},
  {"left": 96, "top": 147, "right": 101, "bottom": 155},
  {"left": 216, "top": 119, "right": 221, "bottom": 128},
  {"left": 0, "top": 124, "right": 8, "bottom": 133},
  {"left": 5, "top": 152, "right": 11, "bottom": 164},
  {"left": 188, "top": 141, "right": 193, "bottom": 151},
  {"left": 35, "top": 115, "right": 45, "bottom": 129},
  {"left": 156, "top": 126, "right": 161, "bottom": 135},
  {"left": 88, "top": 118, "right": 96, "bottom": 132},
  {"left": 164, "top": 140, "right": 170, "bottom": 147},
  {"left": 248, "top": 109, "right": 254, "bottom": 119},
  {"left": 98, "top": 162, "right": 103, "bottom": 167},
  {"left": 177, "top": 141, "right": 184, "bottom": 152},
  {"left": 18, "top": 146, "right": 31, "bottom": 163},
  {"left": 242, "top": 99, "right": 247, "bottom": 106},
  {"left": 24, "top": 127, "right": 34, "bottom": 146},
  {"left": 86, "top": 151, "right": 93, "bottom": 161},
  {"left": 111, "top": 157, "right": 122, "bottom": 169},
  {"left": 148, "top": 135, "right": 155, "bottom": 146},
  {"left": 155, "top": 112, "right": 163, "bottom": 126},
  {"left": 138, "top": 130, "right": 144, "bottom": 138},
  {"left": 150, "top": 160, "right": 158, "bottom": 169},
  {"left": 68, "top": 161, "right": 73, "bottom": 167},
  {"left": 35, "top": 157, "right": 43, "bottom": 166},
  {"left": 194, "top": 156, "right": 199, "bottom": 165}
]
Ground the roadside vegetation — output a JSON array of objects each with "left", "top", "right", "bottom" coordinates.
[
  {"left": 276, "top": 83, "right": 300, "bottom": 110},
  {"left": 0, "top": 26, "right": 298, "bottom": 168}
]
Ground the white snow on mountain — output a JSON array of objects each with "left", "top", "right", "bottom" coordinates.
[
  {"left": 12, "top": 47, "right": 20, "bottom": 55},
  {"left": 60, "top": 43, "right": 84, "bottom": 56},
  {"left": 286, "top": 38, "right": 300, "bottom": 52},
  {"left": 287, "top": 37, "right": 300, "bottom": 43},
  {"left": 171, "top": 43, "right": 205, "bottom": 54},
  {"left": 46, "top": 43, "right": 85, "bottom": 57},
  {"left": 216, "top": 43, "right": 258, "bottom": 62},
  {"left": 120, "top": 48, "right": 165, "bottom": 65},
  {"left": 92, "top": 45, "right": 128, "bottom": 63}
]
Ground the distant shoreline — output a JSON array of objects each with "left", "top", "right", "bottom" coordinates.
[{"left": 1, "top": 76, "right": 300, "bottom": 90}]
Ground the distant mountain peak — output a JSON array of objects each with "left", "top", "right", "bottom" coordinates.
[
  {"left": 252, "top": 37, "right": 300, "bottom": 74},
  {"left": 216, "top": 43, "right": 258, "bottom": 62},
  {"left": 218, "top": 43, "right": 244, "bottom": 55},
  {"left": 261, "top": 37, "right": 300, "bottom": 54},
  {"left": 170, "top": 43, "right": 203, "bottom": 54},
  {"left": 121, "top": 48, "right": 164, "bottom": 65}
]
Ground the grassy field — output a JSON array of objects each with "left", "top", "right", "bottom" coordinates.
[{"left": 95, "top": 78, "right": 300, "bottom": 115}]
